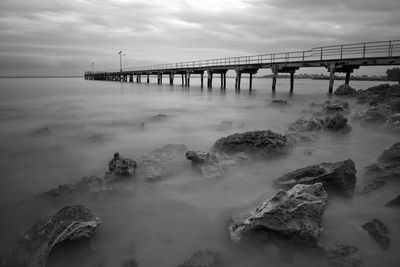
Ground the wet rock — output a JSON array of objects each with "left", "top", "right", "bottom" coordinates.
[
  {"left": 334, "top": 84, "right": 358, "bottom": 96},
  {"left": 322, "top": 113, "right": 352, "bottom": 132},
  {"left": 378, "top": 141, "right": 400, "bottom": 163},
  {"left": 35, "top": 184, "right": 76, "bottom": 201},
  {"left": 274, "top": 159, "right": 357, "bottom": 197},
  {"left": 32, "top": 127, "right": 52, "bottom": 137},
  {"left": 362, "top": 219, "right": 390, "bottom": 251},
  {"left": 323, "top": 102, "right": 350, "bottom": 114},
  {"left": 354, "top": 104, "right": 393, "bottom": 124},
  {"left": 325, "top": 244, "right": 363, "bottom": 267},
  {"left": 216, "top": 121, "right": 232, "bottom": 131},
  {"left": 108, "top": 152, "right": 137, "bottom": 176},
  {"left": 285, "top": 132, "right": 317, "bottom": 145},
  {"left": 150, "top": 114, "right": 167, "bottom": 122},
  {"left": 385, "top": 194, "right": 400, "bottom": 207},
  {"left": 177, "top": 251, "right": 220, "bottom": 267},
  {"left": 186, "top": 151, "right": 225, "bottom": 179},
  {"left": 364, "top": 162, "right": 400, "bottom": 183},
  {"left": 383, "top": 113, "right": 400, "bottom": 131},
  {"left": 271, "top": 99, "right": 288, "bottom": 105},
  {"left": 288, "top": 118, "right": 322, "bottom": 132},
  {"left": 136, "top": 144, "right": 189, "bottom": 181},
  {"left": 229, "top": 183, "right": 327, "bottom": 247},
  {"left": 212, "top": 130, "right": 289, "bottom": 157},
  {"left": 0, "top": 205, "right": 101, "bottom": 267},
  {"left": 362, "top": 178, "right": 386, "bottom": 194}
]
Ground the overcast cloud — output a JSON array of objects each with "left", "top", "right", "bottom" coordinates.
[{"left": 0, "top": 0, "right": 399, "bottom": 76}]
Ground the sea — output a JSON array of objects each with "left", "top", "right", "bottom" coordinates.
[{"left": 0, "top": 77, "right": 399, "bottom": 266}]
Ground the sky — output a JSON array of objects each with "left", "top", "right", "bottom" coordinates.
[{"left": 0, "top": 0, "right": 399, "bottom": 76}]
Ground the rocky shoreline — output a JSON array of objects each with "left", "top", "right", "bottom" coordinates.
[{"left": 1, "top": 83, "right": 400, "bottom": 267}]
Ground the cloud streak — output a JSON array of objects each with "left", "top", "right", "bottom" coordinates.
[{"left": 0, "top": 0, "right": 399, "bottom": 75}]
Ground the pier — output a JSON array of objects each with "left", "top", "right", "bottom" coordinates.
[{"left": 84, "top": 40, "right": 400, "bottom": 93}]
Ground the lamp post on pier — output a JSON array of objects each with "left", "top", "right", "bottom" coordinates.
[
  {"left": 118, "top": 51, "right": 126, "bottom": 72},
  {"left": 91, "top": 62, "right": 94, "bottom": 73}
]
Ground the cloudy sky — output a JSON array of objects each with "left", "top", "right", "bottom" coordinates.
[{"left": 0, "top": 0, "right": 399, "bottom": 76}]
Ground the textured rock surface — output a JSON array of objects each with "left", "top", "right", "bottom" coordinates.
[
  {"left": 177, "top": 251, "right": 220, "bottom": 267},
  {"left": 271, "top": 99, "right": 288, "bottom": 105},
  {"left": 325, "top": 244, "right": 363, "bottom": 267},
  {"left": 186, "top": 151, "right": 225, "bottom": 179},
  {"left": 383, "top": 113, "right": 400, "bottom": 131},
  {"left": 212, "top": 130, "right": 289, "bottom": 157},
  {"left": 385, "top": 194, "right": 400, "bottom": 207},
  {"left": 362, "top": 219, "right": 390, "bottom": 251},
  {"left": 229, "top": 183, "right": 327, "bottom": 246},
  {"left": 322, "top": 113, "right": 351, "bottom": 132},
  {"left": 334, "top": 84, "right": 358, "bottom": 96},
  {"left": 274, "top": 159, "right": 357, "bottom": 197},
  {"left": 353, "top": 104, "right": 393, "bottom": 124},
  {"left": 288, "top": 118, "right": 322, "bottom": 132},
  {"left": 0, "top": 205, "right": 101, "bottom": 267},
  {"left": 136, "top": 144, "right": 188, "bottom": 181},
  {"left": 108, "top": 152, "right": 137, "bottom": 176},
  {"left": 378, "top": 141, "right": 400, "bottom": 163},
  {"left": 362, "top": 178, "right": 386, "bottom": 194}
]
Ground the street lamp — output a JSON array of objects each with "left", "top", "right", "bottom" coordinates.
[
  {"left": 91, "top": 62, "right": 94, "bottom": 73},
  {"left": 118, "top": 51, "right": 126, "bottom": 72}
]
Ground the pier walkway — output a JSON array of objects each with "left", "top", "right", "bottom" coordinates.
[{"left": 84, "top": 40, "right": 400, "bottom": 93}]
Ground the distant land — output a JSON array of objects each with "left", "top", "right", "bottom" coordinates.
[{"left": 255, "top": 73, "right": 389, "bottom": 81}]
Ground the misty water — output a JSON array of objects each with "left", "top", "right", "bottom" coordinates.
[{"left": 0, "top": 77, "right": 399, "bottom": 267}]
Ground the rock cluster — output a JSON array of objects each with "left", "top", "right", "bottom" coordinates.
[{"left": 334, "top": 84, "right": 358, "bottom": 96}]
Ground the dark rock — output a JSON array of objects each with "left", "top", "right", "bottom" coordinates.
[
  {"left": 216, "top": 121, "right": 232, "bottom": 131},
  {"left": 334, "top": 84, "right": 358, "bottom": 96},
  {"left": 32, "top": 127, "right": 52, "bottom": 137},
  {"left": 323, "top": 113, "right": 352, "bottom": 132},
  {"left": 388, "top": 98, "right": 400, "bottom": 113},
  {"left": 385, "top": 194, "right": 400, "bottom": 207},
  {"left": 362, "top": 178, "right": 386, "bottom": 194},
  {"left": 365, "top": 162, "right": 400, "bottom": 183},
  {"left": 136, "top": 144, "right": 188, "bottom": 181},
  {"left": 362, "top": 219, "right": 390, "bottom": 250},
  {"left": 288, "top": 118, "right": 322, "bottom": 132},
  {"left": 35, "top": 184, "right": 76, "bottom": 201},
  {"left": 186, "top": 151, "right": 225, "bottom": 179},
  {"left": 0, "top": 205, "right": 101, "bottom": 267},
  {"left": 271, "top": 99, "right": 288, "bottom": 105},
  {"left": 325, "top": 244, "right": 363, "bottom": 267},
  {"left": 229, "top": 183, "right": 327, "bottom": 246},
  {"left": 150, "top": 114, "right": 167, "bottom": 122},
  {"left": 212, "top": 130, "right": 289, "bottom": 157},
  {"left": 383, "top": 113, "right": 400, "bottom": 131},
  {"left": 274, "top": 159, "right": 357, "bottom": 197},
  {"left": 108, "top": 152, "right": 137, "bottom": 176},
  {"left": 177, "top": 251, "right": 220, "bottom": 267},
  {"left": 378, "top": 141, "right": 400, "bottom": 163}
]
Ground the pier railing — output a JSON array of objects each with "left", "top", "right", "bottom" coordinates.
[{"left": 88, "top": 40, "right": 400, "bottom": 74}]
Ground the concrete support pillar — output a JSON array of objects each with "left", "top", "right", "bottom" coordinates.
[
  {"left": 147, "top": 74, "right": 150, "bottom": 83},
  {"left": 201, "top": 73, "right": 204, "bottom": 88},
  {"left": 157, "top": 74, "right": 162, "bottom": 84},
  {"left": 129, "top": 74, "right": 133, "bottom": 82},
  {"left": 345, "top": 71, "right": 351, "bottom": 85},
  {"left": 235, "top": 70, "right": 242, "bottom": 91},
  {"left": 187, "top": 72, "right": 191, "bottom": 86},
  {"left": 220, "top": 73, "right": 224, "bottom": 89},
  {"left": 169, "top": 73, "right": 174, "bottom": 85},
  {"left": 184, "top": 72, "right": 188, "bottom": 86},
  {"left": 272, "top": 67, "right": 278, "bottom": 93},
  {"left": 223, "top": 73, "right": 226, "bottom": 89},
  {"left": 207, "top": 71, "right": 213, "bottom": 88},
  {"left": 249, "top": 73, "right": 253, "bottom": 91},
  {"left": 181, "top": 74, "right": 184, "bottom": 85},
  {"left": 290, "top": 71, "right": 295, "bottom": 93},
  {"left": 328, "top": 64, "right": 335, "bottom": 94}
]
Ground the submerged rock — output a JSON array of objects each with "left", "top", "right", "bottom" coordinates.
[
  {"left": 108, "top": 152, "right": 137, "bottom": 176},
  {"left": 0, "top": 205, "right": 101, "bottom": 267},
  {"left": 323, "top": 102, "right": 350, "bottom": 114},
  {"left": 229, "top": 183, "right": 327, "bottom": 247},
  {"left": 177, "top": 251, "right": 220, "bottom": 267},
  {"left": 212, "top": 130, "right": 289, "bottom": 157},
  {"left": 353, "top": 104, "right": 392, "bottom": 124},
  {"left": 322, "top": 113, "right": 351, "bottom": 132},
  {"left": 378, "top": 141, "right": 400, "bottom": 163},
  {"left": 216, "top": 121, "right": 232, "bottom": 131},
  {"left": 186, "top": 151, "right": 225, "bottom": 179},
  {"left": 285, "top": 132, "right": 317, "bottom": 145},
  {"left": 362, "top": 177, "right": 387, "bottom": 194},
  {"left": 136, "top": 144, "right": 188, "bottom": 181},
  {"left": 362, "top": 219, "right": 390, "bottom": 251},
  {"left": 149, "top": 114, "right": 167, "bottom": 122},
  {"left": 288, "top": 118, "right": 322, "bottom": 132},
  {"left": 334, "top": 84, "right": 358, "bottom": 96},
  {"left": 385, "top": 194, "right": 400, "bottom": 207},
  {"left": 271, "top": 99, "right": 288, "bottom": 105},
  {"left": 274, "top": 159, "right": 357, "bottom": 197},
  {"left": 32, "top": 127, "right": 52, "bottom": 137},
  {"left": 325, "top": 244, "right": 363, "bottom": 267}
]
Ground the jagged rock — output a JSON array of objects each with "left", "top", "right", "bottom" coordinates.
[
  {"left": 271, "top": 99, "right": 288, "bottom": 105},
  {"left": 32, "top": 127, "right": 52, "bottom": 137},
  {"left": 177, "top": 251, "right": 220, "bottom": 267},
  {"left": 186, "top": 151, "right": 225, "bottom": 179},
  {"left": 362, "top": 219, "right": 390, "bottom": 251},
  {"left": 364, "top": 162, "right": 400, "bottom": 184},
  {"left": 325, "top": 244, "right": 363, "bottom": 267},
  {"left": 150, "top": 114, "right": 167, "bottom": 122},
  {"left": 108, "top": 152, "right": 137, "bottom": 176},
  {"left": 366, "top": 84, "right": 400, "bottom": 98},
  {"left": 334, "top": 84, "right": 358, "bottom": 96},
  {"left": 288, "top": 118, "right": 322, "bottom": 132},
  {"left": 385, "top": 194, "right": 400, "bottom": 207},
  {"left": 216, "top": 121, "right": 232, "bottom": 131},
  {"left": 362, "top": 178, "right": 386, "bottom": 194},
  {"left": 323, "top": 101, "right": 350, "bottom": 114},
  {"left": 229, "top": 183, "right": 328, "bottom": 246},
  {"left": 0, "top": 205, "right": 101, "bottom": 267},
  {"left": 378, "top": 141, "right": 400, "bottom": 163},
  {"left": 212, "top": 130, "right": 289, "bottom": 157},
  {"left": 383, "top": 113, "right": 400, "bottom": 131},
  {"left": 323, "top": 113, "right": 352, "bottom": 132},
  {"left": 274, "top": 159, "right": 356, "bottom": 197},
  {"left": 136, "top": 144, "right": 188, "bottom": 181}
]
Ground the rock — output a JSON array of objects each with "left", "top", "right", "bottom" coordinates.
[
  {"left": 288, "top": 118, "right": 322, "bottom": 132},
  {"left": 186, "top": 151, "right": 225, "bottom": 179},
  {"left": 150, "top": 114, "right": 167, "bottom": 122},
  {"left": 136, "top": 144, "right": 188, "bottom": 181},
  {"left": 323, "top": 101, "right": 350, "bottom": 114},
  {"left": 362, "top": 178, "right": 386, "bottom": 194},
  {"left": 383, "top": 113, "right": 400, "bottom": 131},
  {"left": 0, "top": 205, "right": 101, "bottom": 267},
  {"left": 334, "top": 84, "right": 358, "bottom": 96},
  {"left": 274, "top": 159, "right": 357, "bottom": 197},
  {"left": 388, "top": 98, "right": 400, "bottom": 113},
  {"left": 360, "top": 104, "right": 393, "bottom": 124},
  {"left": 216, "top": 121, "right": 232, "bottom": 131},
  {"left": 285, "top": 132, "right": 317, "bottom": 145},
  {"left": 229, "top": 183, "right": 328, "bottom": 246},
  {"left": 325, "top": 244, "right": 363, "bottom": 267},
  {"left": 378, "top": 141, "right": 400, "bottom": 163},
  {"left": 385, "top": 194, "right": 400, "bottom": 207},
  {"left": 362, "top": 219, "right": 390, "bottom": 250},
  {"left": 177, "top": 251, "right": 220, "bottom": 267},
  {"left": 108, "top": 152, "right": 137, "bottom": 176},
  {"left": 212, "top": 130, "right": 289, "bottom": 157},
  {"left": 364, "top": 162, "right": 400, "bottom": 182},
  {"left": 271, "top": 99, "right": 288, "bottom": 105},
  {"left": 32, "top": 127, "right": 52, "bottom": 137},
  {"left": 322, "top": 113, "right": 352, "bottom": 132}
]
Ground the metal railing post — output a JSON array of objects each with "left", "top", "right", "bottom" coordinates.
[
  {"left": 363, "top": 43, "right": 366, "bottom": 58},
  {"left": 388, "top": 41, "right": 392, "bottom": 57},
  {"left": 320, "top": 47, "right": 323, "bottom": 60},
  {"left": 340, "top": 45, "right": 343, "bottom": 59}
]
